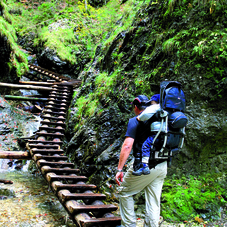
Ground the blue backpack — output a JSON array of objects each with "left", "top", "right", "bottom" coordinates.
[{"left": 149, "top": 81, "right": 188, "bottom": 168}]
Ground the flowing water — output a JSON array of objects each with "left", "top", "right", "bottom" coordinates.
[{"left": 0, "top": 171, "right": 75, "bottom": 227}]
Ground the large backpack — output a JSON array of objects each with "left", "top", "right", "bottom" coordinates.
[{"left": 149, "top": 81, "right": 188, "bottom": 168}]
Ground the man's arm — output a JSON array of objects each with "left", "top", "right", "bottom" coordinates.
[{"left": 115, "top": 137, "right": 134, "bottom": 186}]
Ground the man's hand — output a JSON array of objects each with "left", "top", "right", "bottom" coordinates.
[{"left": 115, "top": 171, "right": 124, "bottom": 186}]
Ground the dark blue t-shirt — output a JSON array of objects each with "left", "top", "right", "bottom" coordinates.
[{"left": 125, "top": 116, "right": 152, "bottom": 158}]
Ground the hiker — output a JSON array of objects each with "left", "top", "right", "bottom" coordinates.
[
  {"left": 132, "top": 94, "right": 162, "bottom": 176},
  {"left": 115, "top": 94, "right": 167, "bottom": 227}
]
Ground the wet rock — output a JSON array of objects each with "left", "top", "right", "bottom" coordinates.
[
  {"left": 17, "top": 32, "right": 36, "bottom": 53},
  {"left": 36, "top": 47, "right": 72, "bottom": 73},
  {"left": 0, "top": 5, "right": 27, "bottom": 87},
  {"left": 23, "top": 105, "right": 42, "bottom": 114},
  {"left": 0, "top": 188, "right": 15, "bottom": 198},
  {"left": 96, "top": 138, "right": 123, "bottom": 163},
  {"left": 65, "top": 104, "right": 127, "bottom": 179},
  {"left": 0, "top": 34, "right": 18, "bottom": 86},
  {"left": 0, "top": 196, "right": 8, "bottom": 200}
]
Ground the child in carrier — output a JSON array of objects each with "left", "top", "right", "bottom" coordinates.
[{"left": 132, "top": 94, "right": 164, "bottom": 176}]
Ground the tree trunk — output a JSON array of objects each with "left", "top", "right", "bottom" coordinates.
[
  {"left": 4, "top": 95, "right": 48, "bottom": 102},
  {"left": 0, "top": 179, "right": 13, "bottom": 184},
  {"left": 0, "top": 151, "right": 31, "bottom": 159},
  {"left": 0, "top": 82, "right": 53, "bottom": 91},
  {"left": 19, "top": 81, "right": 55, "bottom": 86}
]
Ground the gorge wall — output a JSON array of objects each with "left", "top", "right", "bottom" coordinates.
[{"left": 64, "top": 0, "right": 227, "bottom": 190}]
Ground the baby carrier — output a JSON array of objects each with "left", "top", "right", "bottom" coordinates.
[{"left": 149, "top": 81, "right": 188, "bottom": 168}]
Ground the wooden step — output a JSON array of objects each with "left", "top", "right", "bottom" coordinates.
[
  {"left": 40, "top": 121, "right": 66, "bottom": 127},
  {"left": 37, "top": 160, "right": 74, "bottom": 168},
  {"left": 68, "top": 203, "right": 117, "bottom": 215},
  {"left": 31, "top": 148, "right": 64, "bottom": 155},
  {"left": 47, "top": 99, "right": 69, "bottom": 104},
  {"left": 46, "top": 102, "right": 67, "bottom": 107},
  {"left": 41, "top": 166, "right": 80, "bottom": 175},
  {"left": 35, "top": 132, "right": 64, "bottom": 137},
  {"left": 42, "top": 110, "right": 66, "bottom": 116},
  {"left": 51, "top": 91, "right": 70, "bottom": 96},
  {"left": 51, "top": 88, "right": 71, "bottom": 92},
  {"left": 28, "top": 144, "right": 60, "bottom": 149},
  {"left": 47, "top": 175, "right": 87, "bottom": 183},
  {"left": 49, "top": 94, "right": 70, "bottom": 99},
  {"left": 28, "top": 140, "right": 63, "bottom": 145},
  {"left": 52, "top": 183, "right": 97, "bottom": 192},
  {"left": 44, "top": 106, "right": 66, "bottom": 111},
  {"left": 41, "top": 116, "right": 66, "bottom": 121},
  {"left": 79, "top": 216, "right": 121, "bottom": 227},
  {"left": 33, "top": 154, "right": 68, "bottom": 162},
  {"left": 59, "top": 192, "right": 106, "bottom": 203},
  {"left": 39, "top": 126, "right": 65, "bottom": 132}
]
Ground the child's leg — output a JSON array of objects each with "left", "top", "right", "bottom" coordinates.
[
  {"left": 142, "top": 136, "right": 155, "bottom": 160},
  {"left": 132, "top": 136, "right": 154, "bottom": 176}
]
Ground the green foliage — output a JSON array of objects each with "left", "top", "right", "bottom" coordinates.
[
  {"left": 162, "top": 173, "right": 227, "bottom": 222},
  {"left": 95, "top": 72, "right": 116, "bottom": 93},
  {"left": 163, "top": 37, "right": 180, "bottom": 53},
  {"left": 34, "top": 26, "right": 78, "bottom": 63},
  {"left": 0, "top": 2, "right": 28, "bottom": 77},
  {"left": 0, "top": 0, "right": 13, "bottom": 23},
  {"left": 74, "top": 71, "right": 117, "bottom": 125},
  {"left": 9, "top": 0, "right": 150, "bottom": 66},
  {"left": 131, "top": 0, "right": 227, "bottom": 103},
  {"left": 76, "top": 94, "right": 98, "bottom": 118},
  {"left": 32, "top": 2, "right": 57, "bottom": 24}
]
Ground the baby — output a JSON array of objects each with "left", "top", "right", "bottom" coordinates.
[{"left": 132, "top": 94, "right": 164, "bottom": 176}]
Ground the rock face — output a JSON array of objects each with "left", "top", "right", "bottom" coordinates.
[
  {"left": 0, "top": 18, "right": 17, "bottom": 85},
  {"left": 0, "top": 34, "right": 14, "bottom": 82},
  {"left": 36, "top": 47, "right": 73, "bottom": 74},
  {"left": 65, "top": 1, "right": 227, "bottom": 190},
  {"left": 0, "top": 0, "right": 27, "bottom": 90}
]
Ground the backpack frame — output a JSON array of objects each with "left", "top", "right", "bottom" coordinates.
[{"left": 149, "top": 81, "right": 187, "bottom": 168}]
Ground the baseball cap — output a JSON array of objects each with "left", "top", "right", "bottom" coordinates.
[
  {"left": 132, "top": 95, "right": 149, "bottom": 106},
  {"left": 150, "top": 94, "right": 160, "bottom": 103}
]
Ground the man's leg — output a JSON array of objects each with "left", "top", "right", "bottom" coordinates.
[
  {"left": 143, "top": 161, "right": 167, "bottom": 227},
  {"left": 118, "top": 165, "right": 139, "bottom": 227},
  {"left": 119, "top": 193, "right": 137, "bottom": 227},
  {"left": 119, "top": 162, "right": 167, "bottom": 227}
]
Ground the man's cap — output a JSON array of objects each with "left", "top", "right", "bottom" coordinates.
[
  {"left": 150, "top": 94, "right": 160, "bottom": 103},
  {"left": 132, "top": 95, "right": 149, "bottom": 105}
]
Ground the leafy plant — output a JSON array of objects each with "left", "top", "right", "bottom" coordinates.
[
  {"left": 161, "top": 173, "right": 227, "bottom": 222},
  {"left": 0, "top": 2, "right": 28, "bottom": 77}
]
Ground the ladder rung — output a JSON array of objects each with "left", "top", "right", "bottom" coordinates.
[
  {"left": 68, "top": 204, "right": 117, "bottom": 215},
  {"left": 80, "top": 216, "right": 121, "bottom": 227}
]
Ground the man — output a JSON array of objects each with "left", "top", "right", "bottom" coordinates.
[{"left": 115, "top": 95, "right": 167, "bottom": 227}]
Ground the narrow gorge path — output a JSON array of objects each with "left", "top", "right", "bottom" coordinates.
[{"left": 1, "top": 64, "right": 121, "bottom": 227}]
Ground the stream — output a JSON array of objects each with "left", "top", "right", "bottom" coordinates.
[{"left": 0, "top": 94, "right": 75, "bottom": 226}]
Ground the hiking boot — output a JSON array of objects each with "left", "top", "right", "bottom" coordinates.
[{"left": 132, "top": 163, "right": 150, "bottom": 176}]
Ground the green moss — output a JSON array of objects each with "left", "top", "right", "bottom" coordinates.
[
  {"left": 74, "top": 71, "right": 117, "bottom": 123},
  {"left": 0, "top": 2, "right": 28, "bottom": 77},
  {"left": 9, "top": 0, "right": 151, "bottom": 66},
  {"left": 0, "top": 0, "right": 13, "bottom": 23},
  {"left": 75, "top": 94, "right": 99, "bottom": 119},
  {"left": 162, "top": 173, "right": 227, "bottom": 222},
  {"left": 95, "top": 72, "right": 116, "bottom": 90},
  {"left": 34, "top": 26, "right": 78, "bottom": 64}
]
